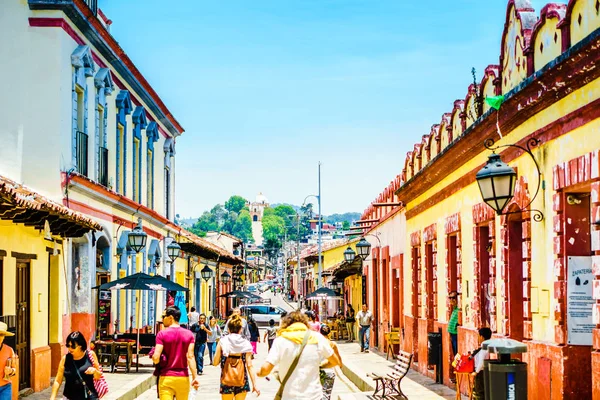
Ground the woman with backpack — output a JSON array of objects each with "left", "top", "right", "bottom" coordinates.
[
  {"left": 214, "top": 315, "right": 260, "bottom": 399},
  {"left": 50, "top": 331, "right": 108, "bottom": 400}
]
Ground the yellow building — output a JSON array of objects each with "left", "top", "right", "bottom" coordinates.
[{"left": 355, "top": 1, "right": 600, "bottom": 397}]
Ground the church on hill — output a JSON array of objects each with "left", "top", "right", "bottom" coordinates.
[{"left": 248, "top": 192, "right": 268, "bottom": 245}]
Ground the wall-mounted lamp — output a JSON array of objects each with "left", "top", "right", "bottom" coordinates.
[{"left": 476, "top": 138, "right": 544, "bottom": 222}]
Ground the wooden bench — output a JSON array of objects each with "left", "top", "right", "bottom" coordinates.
[{"left": 367, "top": 350, "right": 413, "bottom": 399}]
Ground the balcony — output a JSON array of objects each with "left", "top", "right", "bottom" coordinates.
[
  {"left": 76, "top": 130, "right": 88, "bottom": 177},
  {"left": 98, "top": 146, "right": 108, "bottom": 187},
  {"left": 84, "top": 0, "right": 98, "bottom": 15}
]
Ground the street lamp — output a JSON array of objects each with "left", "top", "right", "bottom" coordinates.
[
  {"left": 200, "top": 265, "right": 213, "bottom": 282},
  {"left": 167, "top": 240, "right": 181, "bottom": 263},
  {"left": 343, "top": 246, "right": 356, "bottom": 263},
  {"left": 476, "top": 137, "right": 544, "bottom": 221},
  {"left": 221, "top": 271, "right": 231, "bottom": 284},
  {"left": 356, "top": 237, "right": 371, "bottom": 259},
  {"left": 127, "top": 219, "right": 147, "bottom": 253},
  {"left": 476, "top": 153, "right": 517, "bottom": 215}
]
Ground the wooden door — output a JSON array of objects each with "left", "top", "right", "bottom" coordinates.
[{"left": 16, "top": 262, "right": 30, "bottom": 390}]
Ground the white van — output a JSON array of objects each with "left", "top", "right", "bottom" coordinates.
[{"left": 240, "top": 305, "right": 287, "bottom": 325}]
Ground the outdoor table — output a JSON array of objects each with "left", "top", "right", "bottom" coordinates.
[{"left": 95, "top": 340, "right": 133, "bottom": 373}]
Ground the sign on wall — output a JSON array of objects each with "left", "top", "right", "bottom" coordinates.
[{"left": 567, "top": 256, "right": 594, "bottom": 345}]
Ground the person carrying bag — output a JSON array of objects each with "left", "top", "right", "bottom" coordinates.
[{"left": 274, "top": 330, "right": 310, "bottom": 400}]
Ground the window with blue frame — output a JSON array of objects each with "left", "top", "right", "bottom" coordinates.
[
  {"left": 132, "top": 106, "right": 147, "bottom": 204},
  {"left": 115, "top": 91, "right": 132, "bottom": 195},
  {"left": 94, "top": 68, "right": 114, "bottom": 187},
  {"left": 71, "top": 45, "right": 95, "bottom": 177},
  {"left": 163, "top": 138, "right": 175, "bottom": 220},
  {"left": 146, "top": 122, "right": 159, "bottom": 209}
]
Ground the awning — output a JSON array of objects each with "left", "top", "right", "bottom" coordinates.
[
  {"left": 333, "top": 258, "right": 362, "bottom": 280},
  {"left": 0, "top": 174, "right": 101, "bottom": 237}
]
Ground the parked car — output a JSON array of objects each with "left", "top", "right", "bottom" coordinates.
[{"left": 240, "top": 304, "right": 287, "bottom": 325}]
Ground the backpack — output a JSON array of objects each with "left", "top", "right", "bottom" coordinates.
[{"left": 221, "top": 355, "right": 245, "bottom": 387}]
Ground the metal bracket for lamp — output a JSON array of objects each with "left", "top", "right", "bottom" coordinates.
[{"left": 480, "top": 137, "right": 544, "bottom": 222}]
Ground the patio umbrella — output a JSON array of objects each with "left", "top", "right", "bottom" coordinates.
[
  {"left": 94, "top": 272, "right": 189, "bottom": 371},
  {"left": 305, "top": 287, "right": 342, "bottom": 299}
]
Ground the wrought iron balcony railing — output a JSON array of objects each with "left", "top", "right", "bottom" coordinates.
[
  {"left": 76, "top": 130, "right": 88, "bottom": 177},
  {"left": 98, "top": 146, "right": 108, "bottom": 187}
]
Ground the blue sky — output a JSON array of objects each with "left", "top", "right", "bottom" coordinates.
[{"left": 102, "top": 0, "right": 561, "bottom": 217}]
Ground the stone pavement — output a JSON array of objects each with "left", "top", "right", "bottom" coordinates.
[
  {"left": 20, "top": 364, "right": 155, "bottom": 400},
  {"left": 136, "top": 329, "right": 359, "bottom": 399},
  {"left": 335, "top": 341, "right": 465, "bottom": 400}
]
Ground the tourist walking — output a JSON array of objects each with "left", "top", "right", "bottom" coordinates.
[
  {"left": 306, "top": 311, "right": 321, "bottom": 332},
  {"left": 194, "top": 313, "right": 211, "bottom": 374},
  {"left": 257, "top": 311, "right": 340, "bottom": 400},
  {"left": 356, "top": 304, "right": 373, "bottom": 353},
  {"left": 0, "top": 322, "right": 16, "bottom": 400},
  {"left": 151, "top": 306, "right": 200, "bottom": 400},
  {"left": 207, "top": 316, "right": 222, "bottom": 365},
  {"left": 223, "top": 308, "right": 251, "bottom": 340},
  {"left": 188, "top": 307, "right": 200, "bottom": 331},
  {"left": 319, "top": 325, "right": 343, "bottom": 400},
  {"left": 214, "top": 315, "right": 260, "bottom": 399},
  {"left": 50, "top": 331, "right": 106, "bottom": 400},
  {"left": 263, "top": 319, "right": 277, "bottom": 351},
  {"left": 248, "top": 317, "right": 260, "bottom": 355},
  {"left": 345, "top": 304, "right": 355, "bottom": 342}
]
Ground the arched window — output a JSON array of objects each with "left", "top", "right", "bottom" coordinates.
[
  {"left": 132, "top": 106, "right": 147, "bottom": 203},
  {"left": 146, "top": 122, "right": 159, "bottom": 209},
  {"left": 164, "top": 138, "right": 175, "bottom": 219}
]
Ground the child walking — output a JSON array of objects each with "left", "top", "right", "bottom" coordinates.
[{"left": 263, "top": 319, "right": 277, "bottom": 351}]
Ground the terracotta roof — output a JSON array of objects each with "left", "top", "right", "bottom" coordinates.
[
  {"left": 179, "top": 230, "right": 244, "bottom": 265},
  {"left": 0, "top": 174, "right": 101, "bottom": 237}
]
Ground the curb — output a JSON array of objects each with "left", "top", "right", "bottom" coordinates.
[
  {"left": 106, "top": 374, "right": 155, "bottom": 400},
  {"left": 339, "top": 363, "right": 374, "bottom": 393}
]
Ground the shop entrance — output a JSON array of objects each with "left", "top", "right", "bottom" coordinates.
[{"left": 16, "top": 261, "right": 30, "bottom": 390}]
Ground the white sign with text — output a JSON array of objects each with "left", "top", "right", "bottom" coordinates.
[{"left": 567, "top": 256, "right": 594, "bottom": 345}]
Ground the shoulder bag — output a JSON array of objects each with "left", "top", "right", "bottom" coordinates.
[
  {"left": 274, "top": 330, "right": 311, "bottom": 400},
  {"left": 87, "top": 350, "right": 109, "bottom": 398},
  {"left": 69, "top": 355, "right": 94, "bottom": 400}
]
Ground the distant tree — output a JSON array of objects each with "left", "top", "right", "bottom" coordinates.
[
  {"left": 262, "top": 212, "right": 286, "bottom": 258},
  {"left": 342, "top": 220, "right": 350, "bottom": 230},
  {"left": 190, "top": 211, "right": 217, "bottom": 236},
  {"left": 224, "top": 195, "right": 248, "bottom": 214},
  {"left": 232, "top": 210, "right": 253, "bottom": 242}
]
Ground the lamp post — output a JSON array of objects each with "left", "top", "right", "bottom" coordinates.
[
  {"left": 127, "top": 219, "right": 148, "bottom": 253},
  {"left": 221, "top": 271, "right": 231, "bottom": 285},
  {"left": 344, "top": 246, "right": 356, "bottom": 263},
  {"left": 201, "top": 265, "right": 213, "bottom": 281},
  {"left": 476, "top": 138, "right": 544, "bottom": 221}
]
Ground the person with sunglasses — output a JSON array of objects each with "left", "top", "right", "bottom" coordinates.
[
  {"left": 152, "top": 306, "right": 200, "bottom": 400},
  {"left": 0, "top": 322, "right": 16, "bottom": 400},
  {"left": 50, "top": 331, "right": 103, "bottom": 400}
]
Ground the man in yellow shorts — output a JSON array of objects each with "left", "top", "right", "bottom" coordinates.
[{"left": 152, "top": 306, "right": 200, "bottom": 399}]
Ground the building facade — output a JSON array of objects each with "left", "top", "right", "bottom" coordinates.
[
  {"left": 355, "top": 1, "right": 600, "bottom": 398},
  {"left": 0, "top": 0, "right": 242, "bottom": 393}
]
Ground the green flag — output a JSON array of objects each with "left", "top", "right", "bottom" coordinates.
[{"left": 485, "top": 95, "right": 505, "bottom": 110}]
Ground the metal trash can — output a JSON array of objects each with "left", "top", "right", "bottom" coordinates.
[
  {"left": 427, "top": 330, "right": 443, "bottom": 383},
  {"left": 482, "top": 338, "right": 528, "bottom": 400}
]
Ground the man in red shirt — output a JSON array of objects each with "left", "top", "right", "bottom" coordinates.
[{"left": 152, "top": 306, "right": 200, "bottom": 399}]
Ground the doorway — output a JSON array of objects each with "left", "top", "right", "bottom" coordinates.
[
  {"left": 507, "top": 214, "right": 524, "bottom": 340},
  {"left": 16, "top": 261, "right": 30, "bottom": 390}
]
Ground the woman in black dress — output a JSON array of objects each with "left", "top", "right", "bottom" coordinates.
[{"left": 50, "top": 331, "right": 103, "bottom": 400}]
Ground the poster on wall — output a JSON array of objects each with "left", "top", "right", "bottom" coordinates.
[{"left": 567, "top": 256, "right": 594, "bottom": 345}]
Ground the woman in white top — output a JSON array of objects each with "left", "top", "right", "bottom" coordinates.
[
  {"left": 207, "top": 316, "right": 222, "bottom": 365},
  {"left": 257, "top": 311, "right": 340, "bottom": 400}
]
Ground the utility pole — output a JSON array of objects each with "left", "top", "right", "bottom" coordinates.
[
  {"left": 318, "top": 162, "right": 322, "bottom": 289},
  {"left": 296, "top": 213, "right": 301, "bottom": 309}
]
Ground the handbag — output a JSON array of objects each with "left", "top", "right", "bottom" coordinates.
[
  {"left": 274, "top": 330, "right": 311, "bottom": 400},
  {"left": 221, "top": 355, "right": 246, "bottom": 387},
  {"left": 87, "top": 350, "right": 109, "bottom": 398},
  {"left": 452, "top": 353, "right": 475, "bottom": 373}
]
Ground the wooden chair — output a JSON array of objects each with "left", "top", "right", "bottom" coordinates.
[
  {"left": 385, "top": 327, "right": 401, "bottom": 360},
  {"left": 367, "top": 350, "right": 413, "bottom": 399}
]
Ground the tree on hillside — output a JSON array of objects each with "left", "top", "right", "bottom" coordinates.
[
  {"left": 225, "top": 195, "right": 248, "bottom": 214},
  {"left": 262, "top": 212, "right": 286, "bottom": 258},
  {"left": 342, "top": 220, "right": 350, "bottom": 230},
  {"left": 232, "top": 210, "right": 253, "bottom": 242}
]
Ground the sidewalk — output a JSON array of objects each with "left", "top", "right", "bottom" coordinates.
[
  {"left": 21, "top": 361, "right": 155, "bottom": 400},
  {"left": 335, "top": 341, "right": 465, "bottom": 400}
]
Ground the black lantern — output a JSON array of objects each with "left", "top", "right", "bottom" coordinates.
[
  {"left": 167, "top": 240, "right": 181, "bottom": 263},
  {"left": 221, "top": 271, "right": 231, "bottom": 284},
  {"left": 343, "top": 246, "right": 356, "bottom": 263},
  {"left": 127, "top": 219, "right": 147, "bottom": 253},
  {"left": 200, "top": 265, "right": 213, "bottom": 281},
  {"left": 356, "top": 237, "right": 371, "bottom": 259},
  {"left": 476, "top": 153, "right": 517, "bottom": 215}
]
